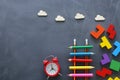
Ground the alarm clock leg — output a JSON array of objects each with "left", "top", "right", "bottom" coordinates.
[
  {"left": 47, "top": 76, "right": 49, "bottom": 80},
  {"left": 58, "top": 73, "right": 62, "bottom": 76}
]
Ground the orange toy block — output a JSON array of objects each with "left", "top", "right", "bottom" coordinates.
[
  {"left": 90, "top": 24, "right": 105, "bottom": 39},
  {"left": 107, "top": 24, "right": 116, "bottom": 40},
  {"left": 100, "top": 36, "right": 112, "bottom": 49}
]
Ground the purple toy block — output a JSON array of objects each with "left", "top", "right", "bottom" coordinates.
[{"left": 101, "top": 53, "right": 110, "bottom": 65}]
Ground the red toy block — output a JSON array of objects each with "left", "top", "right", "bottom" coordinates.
[
  {"left": 107, "top": 24, "right": 116, "bottom": 40},
  {"left": 96, "top": 67, "right": 112, "bottom": 78},
  {"left": 90, "top": 24, "right": 105, "bottom": 39}
]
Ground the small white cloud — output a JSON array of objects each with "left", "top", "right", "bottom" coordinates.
[
  {"left": 75, "top": 13, "right": 85, "bottom": 20},
  {"left": 37, "top": 10, "right": 47, "bottom": 17},
  {"left": 55, "top": 15, "right": 65, "bottom": 22},
  {"left": 95, "top": 15, "right": 105, "bottom": 21}
]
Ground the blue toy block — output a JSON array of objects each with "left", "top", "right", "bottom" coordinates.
[{"left": 112, "top": 41, "right": 120, "bottom": 56}]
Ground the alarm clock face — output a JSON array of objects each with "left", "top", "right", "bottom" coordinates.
[{"left": 45, "top": 62, "right": 60, "bottom": 77}]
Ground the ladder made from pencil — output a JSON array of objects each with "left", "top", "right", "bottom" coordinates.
[{"left": 68, "top": 39, "right": 94, "bottom": 80}]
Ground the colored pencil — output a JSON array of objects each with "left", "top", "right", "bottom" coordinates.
[
  {"left": 68, "top": 45, "right": 93, "bottom": 49},
  {"left": 68, "top": 73, "right": 93, "bottom": 77},
  {"left": 68, "top": 58, "right": 92, "bottom": 62},
  {"left": 70, "top": 52, "right": 94, "bottom": 56},
  {"left": 69, "top": 66, "right": 94, "bottom": 70}
]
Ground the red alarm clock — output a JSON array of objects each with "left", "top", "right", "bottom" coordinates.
[{"left": 43, "top": 55, "right": 61, "bottom": 79}]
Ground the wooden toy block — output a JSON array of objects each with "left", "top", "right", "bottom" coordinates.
[
  {"left": 107, "top": 24, "right": 116, "bottom": 40},
  {"left": 114, "top": 77, "right": 120, "bottom": 80},
  {"left": 101, "top": 53, "right": 110, "bottom": 65},
  {"left": 108, "top": 77, "right": 120, "bottom": 80},
  {"left": 90, "top": 24, "right": 105, "bottom": 39},
  {"left": 110, "top": 60, "right": 120, "bottom": 72},
  {"left": 96, "top": 67, "right": 112, "bottom": 78},
  {"left": 100, "top": 36, "right": 112, "bottom": 49},
  {"left": 108, "top": 77, "right": 113, "bottom": 80},
  {"left": 112, "top": 41, "right": 120, "bottom": 56}
]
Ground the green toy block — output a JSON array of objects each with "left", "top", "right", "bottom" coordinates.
[{"left": 110, "top": 60, "right": 120, "bottom": 72}]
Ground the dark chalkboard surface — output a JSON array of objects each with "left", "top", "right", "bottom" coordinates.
[{"left": 0, "top": 0, "right": 120, "bottom": 80}]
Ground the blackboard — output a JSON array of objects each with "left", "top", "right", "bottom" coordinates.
[{"left": 0, "top": 0, "right": 120, "bottom": 80}]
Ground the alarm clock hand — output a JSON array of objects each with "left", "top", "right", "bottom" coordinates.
[
  {"left": 50, "top": 63, "right": 54, "bottom": 71},
  {"left": 51, "top": 63, "right": 54, "bottom": 70}
]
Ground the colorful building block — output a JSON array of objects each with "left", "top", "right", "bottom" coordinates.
[
  {"left": 101, "top": 53, "right": 110, "bottom": 65},
  {"left": 96, "top": 67, "right": 112, "bottom": 78},
  {"left": 108, "top": 77, "right": 120, "bottom": 80},
  {"left": 112, "top": 41, "right": 120, "bottom": 56},
  {"left": 110, "top": 60, "right": 120, "bottom": 72},
  {"left": 107, "top": 24, "right": 116, "bottom": 40},
  {"left": 90, "top": 24, "right": 105, "bottom": 39},
  {"left": 100, "top": 36, "right": 112, "bottom": 49},
  {"left": 108, "top": 77, "right": 113, "bottom": 80}
]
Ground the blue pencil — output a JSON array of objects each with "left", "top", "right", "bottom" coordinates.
[{"left": 70, "top": 52, "right": 94, "bottom": 56}]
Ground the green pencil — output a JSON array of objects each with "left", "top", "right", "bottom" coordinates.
[{"left": 68, "top": 45, "right": 93, "bottom": 49}]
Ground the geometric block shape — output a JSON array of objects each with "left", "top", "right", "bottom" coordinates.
[
  {"left": 110, "top": 60, "right": 120, "bottom": 72},
  {"left": 68, "top": 73, "right": 93, "bottom": 77},
  {"left": 96, "top": 67, "right": 112, "bottom": 78},
  {"left": 108, "top": 77, "right": 120, "bottom": 80},
  {"left": 90, "top": 24, "right": 105, "bottom": 39},
  {"left": 107, "top": 24, "right": 116, "bottom": 40},
  {"left": 108, "top": 77, "right": 113, "bottom": 80},
  {"left": 114, "top": 77, "right": 120, "bottom": 80},
  {"left": 112, "top": 41, "right": 120, "bottom": 56},
  {"left": 70, "top": 52, "right": 94, "bottom": 56},
  {"left": 100, "top": 36, "right": 112, "bottom": 49},
  {"left": 101, "top": 53, "right": 110, "bottom": 65}
]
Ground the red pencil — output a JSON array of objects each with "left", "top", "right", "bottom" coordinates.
[{"left": 68, "top": 58, "right": 92, "bottom": 62}]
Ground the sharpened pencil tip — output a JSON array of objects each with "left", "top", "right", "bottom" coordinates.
[
  {"left": 91, "top": 52, "right": 94, "bottom": 55},
  {"left": 68, "top": 46, "right": 72, "bottom": 48},
  {"left": 68, "top": 59, "right": 71, "bottom": 61}
]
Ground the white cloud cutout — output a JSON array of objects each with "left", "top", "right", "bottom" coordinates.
[
  {"left": 37, "top": 10, "right": 47, "bottom": 16},
  {"left": 55, "top": 15, "right": 65, "bottom": 22},
  {"left": 95, "top": 15, "right": 105, "bottom": 21},
  {"left": 75, "top": 13, "right": 85, "bottom": 20}
]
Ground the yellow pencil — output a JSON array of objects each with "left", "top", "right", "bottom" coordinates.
[{"left": 69, "top": 66, "right": 94, "bottom": 70}]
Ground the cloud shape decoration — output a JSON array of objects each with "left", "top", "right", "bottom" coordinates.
[
  {"left": 75, "top": 13, "right": 85, "bottom": 20},
  {"left": 37, "top": 10, "right": 47, "bottom": 17},
  {"left": 55, "top": 15, "right": 65, "bottom": 22},
  {"left": 95, "top": 15, "right": 105, "bottom": 21}
]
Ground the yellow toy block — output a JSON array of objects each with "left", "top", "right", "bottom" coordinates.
[
  {"left": 108, "top": 77, "right": 113, "bottom": 80},
  {"left": 100, "top": 36, "right": 112, "bottom": 49},
  {"left": 114, "top": 77, "right": 120, "bottom": 80},
  {"left": 108, "top": 77, "right": 120, "bottom": 80}
]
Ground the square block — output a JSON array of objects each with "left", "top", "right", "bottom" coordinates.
[{"left": 110, "top": 60, "right": 120, "bottom": 72}]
